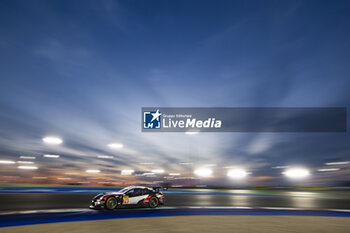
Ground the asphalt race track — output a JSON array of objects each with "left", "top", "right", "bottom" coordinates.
[
  {"left": 0, "top": 189, "right": 350, "bottom": 212},
  {"left": 0, "top": 189, "right": 349, "bottom": 232},
  {"left": 1, "top": 207, "right": 350, "bottom": 228}
]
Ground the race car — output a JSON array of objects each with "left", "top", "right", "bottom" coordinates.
[{"left": 90, "top": 186, "right": 165, "bottom": 210}]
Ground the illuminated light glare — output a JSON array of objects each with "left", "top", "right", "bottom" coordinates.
[
  {"left": 42, "top": 137, "right": 63, "bottom": 145},
  {"left": 151, "top": 169, "right": 164, "bottom": 174},
  {"left": 121, "top": 170, "right": 134, "bottom": 175},
  {"left": 86, "top": 169, "right": 100, "bottom": 173},
  {"left": 203, "top": 164, "right": 216, "bottom": 167},
  {"left": 227, "top": 169, "right": 248, "bottom": 179},
  {"left": 98, "top": 155, "right": 114, "bottom": 159},
  {"left": 169, "top": 173, "right": 181, "bottom": 176},
  {"left": 0, "top": 160, "right": 15, "bottom": 164},
  {"left": 18, "top": 166, "right": 38, "bottom": 170},
  {"left": 107, "top": 143, "right": 123, "bottom": 149},
  {"left": 140, "top": 162, "right": 154, "bottom": 165},
  {"left": 194, "top": 168, "right": 212, "bottom": 177},
  {"left": 185, "top": 131, "right": 198, "bottom": 135},
  {"left": 286, "top": 191, "right": 314, "bottom": 197},
  {"left": 324, "top": 161, "right": 349, "bottom": 166},
  {"left": 318, "top": 168, "right": 340, "bottom": 172},
  {"left": 57, "top": 177, "right": 71, "bottom": 180},
  {"left": 272, "top": 166, "right": 288, "bottom": 169},
  {"left": 179, "top": 162, "right": 192, "bottom": 165},
  {"left": 43, "top": 154, "right": 60, "bottom": 158},
  {"left": 283, "top": 168, "right": 310, "bottom": 179},
  {"left": 142, "top": 173, "right": 156, "bottom": 177},
  {"left": 17, "top": 161, "right": 34, "bottom": 164},
  {"left": 19, "top": 156, "right": 36, "bottom": 160},
  {"left": 32, "top": 177, "right": 48, "bottom": 179}
]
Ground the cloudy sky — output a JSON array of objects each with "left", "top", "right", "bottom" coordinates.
[{"left": 0, "top": 0, "right": 349, "bottom": 185}]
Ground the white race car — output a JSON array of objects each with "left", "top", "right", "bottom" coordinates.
[{"left": 90, "top": 186, "right": 165, "bottom": 210}]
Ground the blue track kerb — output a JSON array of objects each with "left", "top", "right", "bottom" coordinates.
[{"left": 0, "top": 208, "right": 350, "bottom": 228}]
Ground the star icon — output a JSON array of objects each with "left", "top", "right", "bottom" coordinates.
[{"left": 151, "top": 109, "right": 162, "bottom": 122}]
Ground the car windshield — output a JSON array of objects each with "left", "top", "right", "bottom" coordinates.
[{"left": 118, "top": 187, "right": 131, "bottom": 193}]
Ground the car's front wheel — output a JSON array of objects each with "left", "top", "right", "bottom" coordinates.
[
  {"left": 148, "top": 196, "right": 159, "bottom": 208},
  {"left": 105, "top": 197, "right": 118, "bottom": 210}
]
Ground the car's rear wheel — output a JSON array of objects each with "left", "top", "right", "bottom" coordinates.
[
  {"left": 105, "top": 197, "right": 118, "bottom": 210},
  {"left": 149, "top": 196, "right": 159, "bottom": 208}
]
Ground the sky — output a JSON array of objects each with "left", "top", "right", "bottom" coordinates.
[{"left": 0, "top": 0, "right": 349, "bottom": 186}]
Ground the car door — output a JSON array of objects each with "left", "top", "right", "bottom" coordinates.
[{"left": 126, "top": 188, "right": 149, "bottom": 204}]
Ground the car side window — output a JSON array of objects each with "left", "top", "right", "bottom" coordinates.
[
  {"left": 142, "top": 189, "right": 151, "bottom": 195},
  {"left": 133, "top": 188, "right": 143, "bottom": 196},
  {"left": 126, "top": 189, "right": 135, "bottom": 196},
  {"left": 127, "top": 188, "right": 143, "bottom": 197}
]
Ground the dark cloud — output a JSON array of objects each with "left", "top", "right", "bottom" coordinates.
[{"left": 0, "top": 0, "right": 349, "bottom": 185}]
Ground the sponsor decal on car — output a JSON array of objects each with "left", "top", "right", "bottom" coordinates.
[{"left": 123, "top": 196, "right": 129, "bottom": 204}]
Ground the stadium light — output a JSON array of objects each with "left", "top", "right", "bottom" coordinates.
[
  {"left": 185, "top": 131, "right": 198, "bottom": 135},
  {"left": 169, "top": 173, "right": 181, "bottom": 176},
  {"left": 43, "top": 154, "right": 60, "bottom": 158},
  {"left": 272, "top": 166, "right": 287, "bottom": 169},
  {"left": 152, "top": 169, "right": 164, "bottom": 174},
  {"left": 42, "top": 137, "right": 63, "bottom": 145},
  {"left": 19, "top": 156, "right": 36, "bottom": 159},
  {"left": 86, "top": 169, "right": 100, "bottom": 173},
  {"left": 194, "top": 168, "right": 212, "bottom": 177},
  {"left": 18, "top": 166, "right": 38, "bottom": 170},
  {"left": 324, "top": 161, "right": 349, "bottom": 166},
  {"left": 142, "top": 172, "right": 156, "bottom": 177},
  {"left": 227, "top": 169, "right": 248, "bottom": 179},
  {"left": 179, "top": 162, "right": 192, "bottom": 165},
  {"left": 17, "top": 161, "right": 34, "bottom": 164},
  {"left": 283, "top": 168, "right": 310, "bottom": 179},
  {"left": 121, "top": 170, "right": 134, "bottom": 175},
  {"left": 0, "top": 160, "right": 15, "bottom": 164},
  {"left": 318, "top": 168, "right": 340, "bottom": 172},
  {"left": 98, "top": 155, "right": 114, "bottom": 159},
  {"left": 108, "top": 143, "right": 123, "bottom": 149}
]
